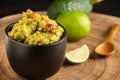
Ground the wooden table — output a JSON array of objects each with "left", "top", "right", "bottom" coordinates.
[{"left": 0, "top": 12, "right": 120, "bottom": 80}]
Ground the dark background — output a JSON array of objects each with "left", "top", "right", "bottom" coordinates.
[{"left": 0, "top": 0, "right": 120, "bottom": 18}]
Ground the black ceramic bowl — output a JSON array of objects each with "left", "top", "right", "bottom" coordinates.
[{"left": 5, "top": 23, "right": 67, "bottom": 80}]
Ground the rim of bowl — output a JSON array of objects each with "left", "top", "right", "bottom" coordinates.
[{"left": 5, "top": 23, "right": 67, "bottom": 47}]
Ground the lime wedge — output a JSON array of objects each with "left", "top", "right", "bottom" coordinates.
[{"left": 65, "top": 44, "right": 90, "bottom": 64}]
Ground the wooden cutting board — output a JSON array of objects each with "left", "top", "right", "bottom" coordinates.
[{"left": 0, "top": 11, "right": 120, "bottom": 80}]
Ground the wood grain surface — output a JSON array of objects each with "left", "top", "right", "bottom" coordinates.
[{"left": 0, "top": 11, "right": 120, "bottom": 80}]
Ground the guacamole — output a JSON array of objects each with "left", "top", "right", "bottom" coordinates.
[{"left": 8, "top": 9, "right": 64, "bottom": 45}]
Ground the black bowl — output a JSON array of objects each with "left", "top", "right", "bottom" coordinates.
[{"left": 4, "top": 23, "right": 67, "bottom": 80}]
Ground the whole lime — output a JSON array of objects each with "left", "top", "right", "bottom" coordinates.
[{"left": 56, "top": 11, "right": 91, "bottom": 41}]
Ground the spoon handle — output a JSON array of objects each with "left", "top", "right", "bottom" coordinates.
[{"left": 107, "top": 24, "right": 120, "bottom": 42}]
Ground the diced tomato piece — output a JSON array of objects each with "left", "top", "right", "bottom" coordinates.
[
  {"left": 28, "top": 11, "right": 36, "bottom": 19},
  {"left": 47, "top": 24, "right": 53, "bottom": 30},
  {"left": 36, "top": 40, "right": 41, "bottom": 45},
  {"left": 46, "top": 24, "right": 58, "bottom": 30}
]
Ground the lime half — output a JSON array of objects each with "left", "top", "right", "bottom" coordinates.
[{"left": 65, "top": 44, "right": 90, "bottom": 64}]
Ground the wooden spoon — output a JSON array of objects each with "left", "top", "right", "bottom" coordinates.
[{"left": 95, "top": 24, "right": 120, "bottom": 56}]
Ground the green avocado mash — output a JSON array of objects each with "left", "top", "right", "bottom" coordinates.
[{"left": 8, "top": 9, "right": 64, "bottom": 45}]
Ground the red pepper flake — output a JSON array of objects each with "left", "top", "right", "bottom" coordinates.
[{"left": 46, "top": 24, "right": 58, "bottom": 30}]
